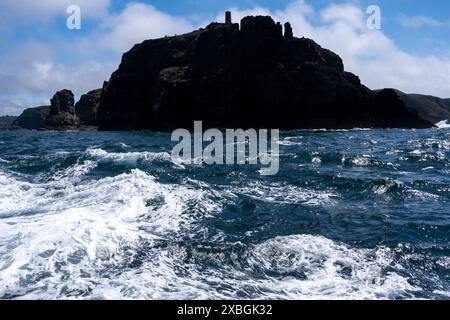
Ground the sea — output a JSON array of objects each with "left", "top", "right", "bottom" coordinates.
[{"left": 0, "top": 127, "right": 449, "bottom": 300}]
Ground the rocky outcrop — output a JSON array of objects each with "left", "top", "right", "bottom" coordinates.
[
  {"left": 97, "top": 15, "right": 432, "bottom": 130},
  {"left": 49, "top": 89, "right": 75, "bottom": 115},
  {"left": 12, "top": 106, "right": 50, "bottom": 130},
  {"left": 0, "top": 122, "right": 5, "bottom": 130},
  {"left": 0, "top": 116, "right": 17, "bottom": 129},
  {"left": 43, "top": 90, "right": 79, "bottom": 129},
  {"left": 10, "top": 89, "right": 99, "bottom": 131},
  {"left": 75, "top": 89, "right": 102, "bottom": 125},
  {"left": 394, "top": 90, "right": 450, "bottom": 124}
]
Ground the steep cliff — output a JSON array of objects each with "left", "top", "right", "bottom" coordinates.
[
  {"left": 97, "top": 15, "right": 432, "bottom": 130},
  {"left": 394, "top": 90, "right": 450, "bottom": 124},
  {"left": 0, "top": 116, "right": 18, "bottom": 129},
  {"left": 43, "top": 90, "right": 79, "bottom": 129},
  {"left": 75, "top": 89, "right": 102, "bottom": 125}
]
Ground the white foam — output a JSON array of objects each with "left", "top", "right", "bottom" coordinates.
[
  {"left": 64, "top": 234, "right": 419, "bottom": 300},
  {"left": 235, "top": 181, "right": 338, "bottom": 206},
  {"left": 3, "top": 167, "right": 409, "bottom": 300},
  {"left": 1, "top": 231, "right": 421, "bottom": 299},
  {"left": 351, "top": 156, "right": 372, "bottom": 166},
  {"left": 278, "top": 140, "right": 302, "bottom": 146},
  {"left": 0, "top": 169, "right": 222, "bottom": 299},
  {"left": 243, "top": 235, "right": 420, "bottom": 299},
  {"left": 0, "top": 159, "right": 439, "bottom": 299},
  {"left": 52, "top": 160, "right": 98, "bottom": 183},
  {"left": 86, "top": 148, "right": 173, "bottom": 165},
  {"left": 436, "top": 120, "right": 450, "bottom": 129},
  {"left": 368, "top": 179, "right": 440, "bottom": 200}
]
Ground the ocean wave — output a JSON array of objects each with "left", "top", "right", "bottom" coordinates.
[
  {"left": 244, "top": 235, "right": 419, "bottom": 299},
  {"left": 278, "top": 139, "right": 303, "bottom": 146},
  {"left": 0, "top": 169, "right": 224, "bottom": 299},
  {"left": 235, "top": 181, "right": 338, "bottom": 206},
  {"left": 367, "top": 179, "right": 440, "bottom": 200},
  {"left": 408, "top": 138, "right": 450, "bottom": 152},
  {"left": 85, "top": 148, "right": 173, "bottom": 165},
  {"left": 311, "top": 157, "right": 322, "bottom": 165},
  {"left": 4, "top": 168, "right": 415, "bottom": 299},
  {"left": 0, "top": 168, "right": 219, "bottom": 229},
  {"left": 295, "top": 128, "right": 373, "bottom": 132},
  {"left": 0, "top": 231, "right": 420, "bottom": 299},
  {"left": 52, "top": 160, "right": 98, "bottom": 183},
  {"left": 1, "top": 129, "right": 449, "bottom": 299},
  {"left": 436, "top": 120, "right": 450, "bottom": 129}
]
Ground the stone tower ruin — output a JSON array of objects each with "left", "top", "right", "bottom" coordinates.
[{"left": 225, "top": 11, "right": 232, "bottom": 24}]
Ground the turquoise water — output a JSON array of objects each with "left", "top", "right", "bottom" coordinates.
[{"left": 0, "top": 128, "right": 449, "bottom": 299}]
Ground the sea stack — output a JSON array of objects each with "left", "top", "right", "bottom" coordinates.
[
  {"left": 75, "top": 89, "right": 102, "bottom": 126},
  {"left": 43, "top": 90, "right": 79, "bottom": 129},
  {"left": 284, "top": 22, "right": 293, "bottom": 39}
]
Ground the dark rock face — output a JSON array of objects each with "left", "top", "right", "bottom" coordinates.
[
  {"left": 44, "top": 90, "right": 79, "bottom": 128},
  {"left": 394, "top": 90, "right": 450, "bottom": 124},
  {"left": 97, "top": 15, "right": 433, "bottom": 130},
  {"left": 11, "top": 89, "right": 98, "bottom": 131},
  {"left": 284, "top": 22, "right": 293, "bottom": 39},
  {"left": 0, "top": 122, "right": 5, "bottom": 130},
  {"left": 0, "top": 116, "right": 17, "bottom": 129},
  {"left": 49, "top": 89, "right": 75, "bottom": 115},
  {"left": 44, "top": 113, "right": 79, "bottom": 128},
  {"left": 12, "top": 106, "right": 50, "bottom": 130},
  {"left": 75, "top": 89, "right": 102, "bottom": 125}
]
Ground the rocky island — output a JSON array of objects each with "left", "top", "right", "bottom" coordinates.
[
  {"left": 97, "top": 13, "right": 433, "bottom": 130},
  {"left": 7, "top": 14, "right": 442, "bottom": 131}
]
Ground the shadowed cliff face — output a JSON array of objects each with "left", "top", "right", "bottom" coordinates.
[
  {"left": 44, "top": 90, "right": 79, "bottom": 129},
  {"left": 394, "top": 90, "right": 450, "bottom": 124},
  {"left": 97, "top": 15, "right": 433, "bottom": 130},
  {"left": 0, "top": 116, "right": 17, "bottom": 129},
  {"left": 12, "top": 106, "right": 50, "bottom": 130},
  {"left": 75, "top": 89, "right": 102, "bottom": 125}
]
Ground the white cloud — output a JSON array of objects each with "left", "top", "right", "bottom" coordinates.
[
  {"left": 0, "top": 40, "right": 116, "bottom": 115},
  {"left": 99, "top": 3, "right": 193, "bottom": 53},
  {"left": 0, "top": 2, "right": 193, "bottom": 115},
  {"left": 225, "top": 1, "right": 450, "bottom": 97},
  {"left": 398, "top": 14, "right": 444, "bottom": 29},
  {"left": 0, "top": 97, "right": 50, "bottom": 116},
  {"left": 0, "top": 0, "right": 111, "bottom": 22}
]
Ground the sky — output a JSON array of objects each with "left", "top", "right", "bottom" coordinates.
[{"left": 1, "top": 0, "right": 450, "bottom": 116}]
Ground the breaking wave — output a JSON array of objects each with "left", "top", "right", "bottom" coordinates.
[
  {"left": 0, "top": 128, "right": 449, "bottom": 299},
  {"left": 436, "top": 120, "right": 450, "bottom": 129},
  {"left": 85, "top": 148, "right": 173, "bottom": 165}
]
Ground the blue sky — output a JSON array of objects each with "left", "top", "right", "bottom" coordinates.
[{"left": 1, "top": 0, "right": 450, "bottom": 115}]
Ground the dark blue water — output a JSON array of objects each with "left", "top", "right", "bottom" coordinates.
[{"left": 0, "top": 128, "right": 449, "bottom": 299}]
